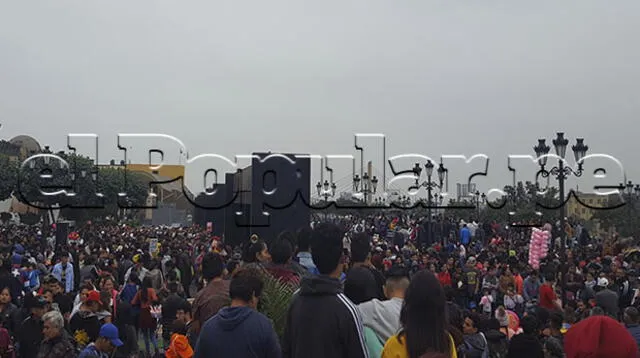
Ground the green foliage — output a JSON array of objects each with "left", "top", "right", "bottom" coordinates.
[
  {"left": 61, "top": 166, "right": 149, "bottom": 221},
  {"left": 16, "top": 152, "right": 149, "bottom": 221},
  {"left": 0, "top": 155, "right": 17, "bottom": 202},
  {"left": 592, "top": 195, "right": 640, "bottom": 237},
  {"left": 478, "top": 181, "right": 560, "bottom": 224},
  {"left": 444, "top": 198, "right": 476, "bottom": 220},
  {"left": 258, "top": 272, "right": 298, "bottom": 338}
]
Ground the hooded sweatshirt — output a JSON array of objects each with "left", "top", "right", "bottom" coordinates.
[
  {"left": 194, "top": 306, "right": 281, "bottom": 358},
  {"left": 282, "top": 275, "right": 368, "bottom": 358},
  {"left": 357, "top": 297, "right": 402, "bottom": 342},
  {"left": 464, "top": 333, "right": 488, "bottom": 358}
]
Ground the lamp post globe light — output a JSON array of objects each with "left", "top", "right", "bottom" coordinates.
[
  {"left": 316, "top": 179, "right": 337, "bottom": 202},
  {"left": 410, "top": 159, "right": 447, "bottom": 246},
  {"left": 474, "top": 190, "right": 486, "bottom": 221},
  {"left": 534, "top": 132, "right": 589, "bottom": 304},
  {"left": 620, "top": 180, "right": 640, "bottom": 199},
  {"left": 315, "top": 179, "right": 337, "bottom": 220},
  {"left": 353, "top": 173, "right": 378, "bottom": 204}
]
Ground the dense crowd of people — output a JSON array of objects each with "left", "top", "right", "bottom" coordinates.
[{"left": 0, "top": 213, "right": 639, "bottom": 357}]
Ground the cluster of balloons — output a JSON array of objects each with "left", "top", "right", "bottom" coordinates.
[{"left": 529, "top": 227, "right": 551, "bottom": 269}]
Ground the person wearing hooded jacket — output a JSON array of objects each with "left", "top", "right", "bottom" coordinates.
[
  {"left": 194, "top": 268, "right": 280, "bottom": 358},
  {"left": 357, "top": 267, "right": 408, "bottom": 344},
  {"left": 462, "top": 312, "right": 488, "bottom": 358},
  {"left": 282, "top": 223, "right": 368, "bottom": 358}
]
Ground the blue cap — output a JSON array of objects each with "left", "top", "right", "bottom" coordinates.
[{"left": 99, "top": 323, "right": 123, "bottom": 347}]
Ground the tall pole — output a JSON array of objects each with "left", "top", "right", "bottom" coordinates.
[
  {"left": 427, "top": 174, "right": 433, "bottom": 247},
  {"left": 367, "top": 161, "right": 373, "bottom": 206},
  {"left": 558, "top": 159, "right": 567, "bottom": 304}
]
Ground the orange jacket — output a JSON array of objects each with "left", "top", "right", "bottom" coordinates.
[{"left": 165, "top": 333, "right": 194, "bottom": 358}]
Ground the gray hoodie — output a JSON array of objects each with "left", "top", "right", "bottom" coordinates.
[{"left": 357, "top": 297, "right": 403, "bottom": 342}]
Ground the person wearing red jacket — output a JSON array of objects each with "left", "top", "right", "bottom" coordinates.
[{"left": 438, "top": 265, "right": 452, "bottom": 288}]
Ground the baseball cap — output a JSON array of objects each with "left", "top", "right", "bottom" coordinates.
[
  {"left": 99, "top": 323, "right": 123, "bottom": 347},
  {"left": 87, "top": 290, "right": 101, "bottom": 304}
]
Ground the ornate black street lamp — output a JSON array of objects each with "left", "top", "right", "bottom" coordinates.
[
  {"left": 412, "top": 159, "right": 447, "bottom": 245},
  {"left": 474, "top": 190, "right": 486, "bottom": 221},
  {"left": 353, "top": 173, "right": 378, "bottom": 204},
  {"left": 316, "top": 179, "right": 337, "bottom": 202},
  {"left": 534, "top": 132, "right": 589, "bottom": 304}
]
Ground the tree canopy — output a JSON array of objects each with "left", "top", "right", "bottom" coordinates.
[
  {"left": 5, "top": 152, "right": 149, "bottom": 222},
  {"left": 479, "top": 181, "right": 560, "bottom": 225},
  {"left": 0, "top": 155, "right": 17, "bottom": 202},
  {"left": 591, "top": 195, "right": 640, "bottom": 238}
]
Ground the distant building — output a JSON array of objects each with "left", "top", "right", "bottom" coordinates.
[
  {"left": 456, "top": 183, "right": 477, "bottom": 201},
  {"left": 98, "top": 162, "right": 192, "bottom": 225},
  {"left": 566, "top": 192, "right": 612, "bottom": 221},
  {"left": 9, "top": 135, "right": 41, "bottom": 160},
  {"left": 0, "top": 140, "right": 21, "bottom": 162}
]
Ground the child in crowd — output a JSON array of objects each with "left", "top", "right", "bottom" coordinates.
[{"left": 479, "top": 289, "right": 493, "bottom": 316}]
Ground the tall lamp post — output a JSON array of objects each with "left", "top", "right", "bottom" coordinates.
[
  {"left": 412, "top": 159, "right": 447, "bottom": 245},
  {"left": 534, "top": 132, "right": 589, "bottom": 304},
  {"left": 353, "top": 173, "right": 378, "bottom": 204},
  {"left": 620, "top": 180, "right": 640, "bottom": 200},
  {"left": 474, "top": 190, "right": 486, "bottom": 221},
  {"left": 316, "top": 179, "right": 336, "bottom": 220},
  {"left": 316, "top": 180, "right": 337, "bottom": 202}
]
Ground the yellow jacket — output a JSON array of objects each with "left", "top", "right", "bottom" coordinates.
[{"left": 381, "top": 333, "right": 457, "bottom": 358}]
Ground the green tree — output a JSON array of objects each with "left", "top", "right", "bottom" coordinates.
[
  {"left": 481, "top": 181, "right": 560, "bottom": 225},
  {"left": 444, "top": 198, "right": 476, "bottom": 220},
  {"left": 17, "top": 151, "right": 149, "bottom": 222},
  {"left": 592, "top": 195, "right": 639, "bottom": 237},
  {"left": 0, "top": 155, "right": 17, "bottom": 202},
  {"left": 61, "top": 166, "right": 149, "bottom": 222}
]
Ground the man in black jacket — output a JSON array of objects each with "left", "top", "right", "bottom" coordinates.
[
  {"left": 282, "top": 223, "right": 369, "bottom": 358},
  {"left": 347, "top": 232, "right": 386, "bottom": 300}
]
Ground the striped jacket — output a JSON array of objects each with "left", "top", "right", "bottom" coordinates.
[{"left": 282, "top": 275, "right": 369, "bottom": 358}]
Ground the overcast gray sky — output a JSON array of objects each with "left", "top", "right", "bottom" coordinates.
[{"left": 1, "top": 1, "right": 638, "bottom": 199}]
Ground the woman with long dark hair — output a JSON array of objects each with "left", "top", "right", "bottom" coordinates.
[
  {"left": 382, "top": 270, "right": 457, "bottom": 358},
  {"left": 132, "top": 277, "right": 159, "bottom": 356}
]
